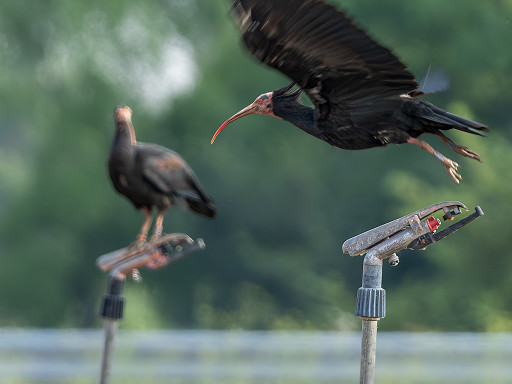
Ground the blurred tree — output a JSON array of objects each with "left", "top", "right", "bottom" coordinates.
[{"left": 0, "top": 0, "right": 510, "bottom": 331}]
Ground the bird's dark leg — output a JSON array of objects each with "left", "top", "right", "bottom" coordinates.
[
  {"left": 139, "top": 207, "right": 153, "bottom": 242},
  {"left": 128, "top": 207, "right": 152, "bottom": 250},
  {"left": 407, "top": 137, "right": 462, "bottom": 184},
  {"left": 150, "top": 210, "right": 165, "bottom": 242},
  {"left": 435, "top": 131, "right": 482, "bottom": 162},
  {"left": 147, "top": 210, "right": 167, "bottom": 267}
]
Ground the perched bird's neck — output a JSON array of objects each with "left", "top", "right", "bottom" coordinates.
[
  {"left": 110, "top": 121, "right": 137, "bottom": 172},
  {"left": 274, "top": 100, "right": 320, "bottom": 138},
  {"left": 113, "top": 121, "right": 137, "bottom": 148}
]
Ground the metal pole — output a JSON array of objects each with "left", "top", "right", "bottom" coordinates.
[
  {"left": 343, "top": 202, "right": 484, "bottom": 384},
  {"left": 98, "top": 277, "right": 125, "bottom": 384},
  {"left": 100, "top": 320, "right": 118, "bottom": 384},
  {"left": 360, "top": 318, "right": 379, "bottom": 384},
  {"left": 355, "top": 253, "right": 385, "bottom": 384},
  {"left": 96, "top": 236, "right": 206, "bottom": 384}
]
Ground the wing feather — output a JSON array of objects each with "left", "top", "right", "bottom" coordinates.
[
  {"left": 141, "top": 149, "right": 187, "bottom": 194},
  {"left": 232, "top": 0, "right": 418, "bottom": 121}
]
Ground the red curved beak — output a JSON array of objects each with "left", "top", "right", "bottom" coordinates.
[{"left": 211, "top": 104, "right": 258, "bottom": 144}]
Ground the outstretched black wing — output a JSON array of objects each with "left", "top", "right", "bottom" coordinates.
[{"left": 231, "top": 0, "right": 418, "bottom": 125}]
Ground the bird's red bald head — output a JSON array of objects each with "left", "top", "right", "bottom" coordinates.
[{"left": 115, "top": 106, "right": 132, "bottom": 124}]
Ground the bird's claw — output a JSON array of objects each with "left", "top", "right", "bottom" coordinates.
[
  {"left": 127, "top": 238, "right": 148, "bottom": 252},
  {"left": 149, "top": 233, "right": 163, "bottom": 243},
  {"left": 452, "top": 144, "right": 482, "bottom": 162},
  {"left": 443, "top": 158, "right": 462, "bottom": 184}
]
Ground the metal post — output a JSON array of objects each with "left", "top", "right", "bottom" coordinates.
[
  {"left": 96, "top": 235, "right": 206, "bottom": 384},
  {"left": 343, "top": 202, "right": 484, "bottom": 384},
  {"left": 360, "top": 318, "right": 378, "bottom": 384},
  {"left": 100, "top": 320, "right": 118, "bottom": 384},
  {"left": 356, "top": 253, "right": 385, "bottom": 384},
  {"left": 99, "top": 277, "right": 125, "bottom": 384}
]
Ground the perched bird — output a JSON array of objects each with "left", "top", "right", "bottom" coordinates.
[
  {"left": 109, "top": 106, "right": 215, "bottom": 248},
  {"left": 211, "top": 0, "right": 489, "bottom": 183}
]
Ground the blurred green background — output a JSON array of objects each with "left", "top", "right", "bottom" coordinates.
[{"left": 0, "top": 0, "right": 510, "bottom": 332}]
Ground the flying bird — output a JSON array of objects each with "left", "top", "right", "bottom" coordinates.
[
  {"left": 211, "top": 0, "right": 489, "bottom": 183},
  {"left": 109, "top": 106, "right": 215, "bottom": 248}
]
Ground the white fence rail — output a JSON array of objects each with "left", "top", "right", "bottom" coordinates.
[{"left": 0, "top": 329, "right": 511, "bottom": 383}]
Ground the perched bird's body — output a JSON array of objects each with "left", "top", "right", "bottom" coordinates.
[
  {"left": 212, "top": 0, "right": 489, "bottom": 183},
  {"left": 109, "top": 106, "right": 215, "bottom": 246}
]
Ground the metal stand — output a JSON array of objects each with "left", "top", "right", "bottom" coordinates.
[
  {"left": 99, "top": 277, "right": 125, "bottom": 384},
  {"left": 343, "top": 201, "right": 484, "bottom": 384},
  {"left": 96, "top": 234, "right": 205, "bottom": 384},
  {"left": 360, "top": 318, "right": 378, "bottom": 384}
]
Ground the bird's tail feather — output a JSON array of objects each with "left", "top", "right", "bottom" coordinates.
[
  {"left": 419, "top": 102, "right": 489, "bottom": 137},
  {"left": 175, "top": 190, "right": 216, "bottom": 218},
  {"left": 186, "top": 198, "right": 216, "bottom": 218}
]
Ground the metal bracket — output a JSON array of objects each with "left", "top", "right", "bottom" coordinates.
[
  {"left": 342, "top": 201, "right": 468, "bottom": 257},
  {"left": 96, "top": 234, "right": 205, "bottom": 280},
  {"left": 408, "top": 206, "right": 484, "bottom": 250}
]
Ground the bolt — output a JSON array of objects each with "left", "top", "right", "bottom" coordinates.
[{"left": 388, "top": 254, "right": 399, "bottom": 266}]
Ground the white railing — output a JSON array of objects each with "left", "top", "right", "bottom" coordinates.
[{"left": 0, "top": 329, "right": 511, "bottom": 383}]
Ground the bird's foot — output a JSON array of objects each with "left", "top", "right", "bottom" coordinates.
[
  {"left": 441, "top": 156, "right": 462, "bottom": 184},
  {"left": 146, "top": 232, "right": 168, "bottom": 269},
  {"left": 127, "top": 235, "right": 148, "bottom": 252},
  {"left": 451, "top": 144, "right": 482, "bottom": 162},
  {"left": 149, "top": 233, "right": 163, "bottom": 244}
]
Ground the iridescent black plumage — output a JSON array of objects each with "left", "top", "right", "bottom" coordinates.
[
  {"left": 109, "top": 106, "right": 215, "bottom": 245},
  {"left": 213, "top": 0, "right": 489, "bottom": 183}
]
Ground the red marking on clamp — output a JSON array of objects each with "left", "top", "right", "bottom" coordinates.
[{"left": 426, "top": 216, "right": 441, "bottom": 233}]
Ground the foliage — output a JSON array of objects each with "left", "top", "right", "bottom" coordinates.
[{"left": 0, "top": 0, "right": 511, "bottom": 331}]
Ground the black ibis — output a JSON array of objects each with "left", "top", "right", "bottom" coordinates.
[
  {"left": 109, "top": 106, "right": 215, "bottom": 248},
  {"left": 211, "top": 0, "right": 489, "bottom": 183}
]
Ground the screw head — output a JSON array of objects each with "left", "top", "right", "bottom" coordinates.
[{"left": 388, "top": 254, "right": 400, "bottom": 266}]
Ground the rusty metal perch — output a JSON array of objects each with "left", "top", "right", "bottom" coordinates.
[
  {"left": 96, "top": 234, "right": 205, "bottom": 384},
  {"left": 342, "top": 201, "right": 484, "bottom": 384}
]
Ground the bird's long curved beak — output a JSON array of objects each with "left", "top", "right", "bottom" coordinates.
[{"left": 211, "top": 104, "right": 257, "bottom": 144}]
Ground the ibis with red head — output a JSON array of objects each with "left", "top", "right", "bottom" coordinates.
[
  {"left": 211, "top": 0, "right": 489, "bottom": 183},
  {"left": 109, "top": 106, "right": 215, "bottom": 248}
]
